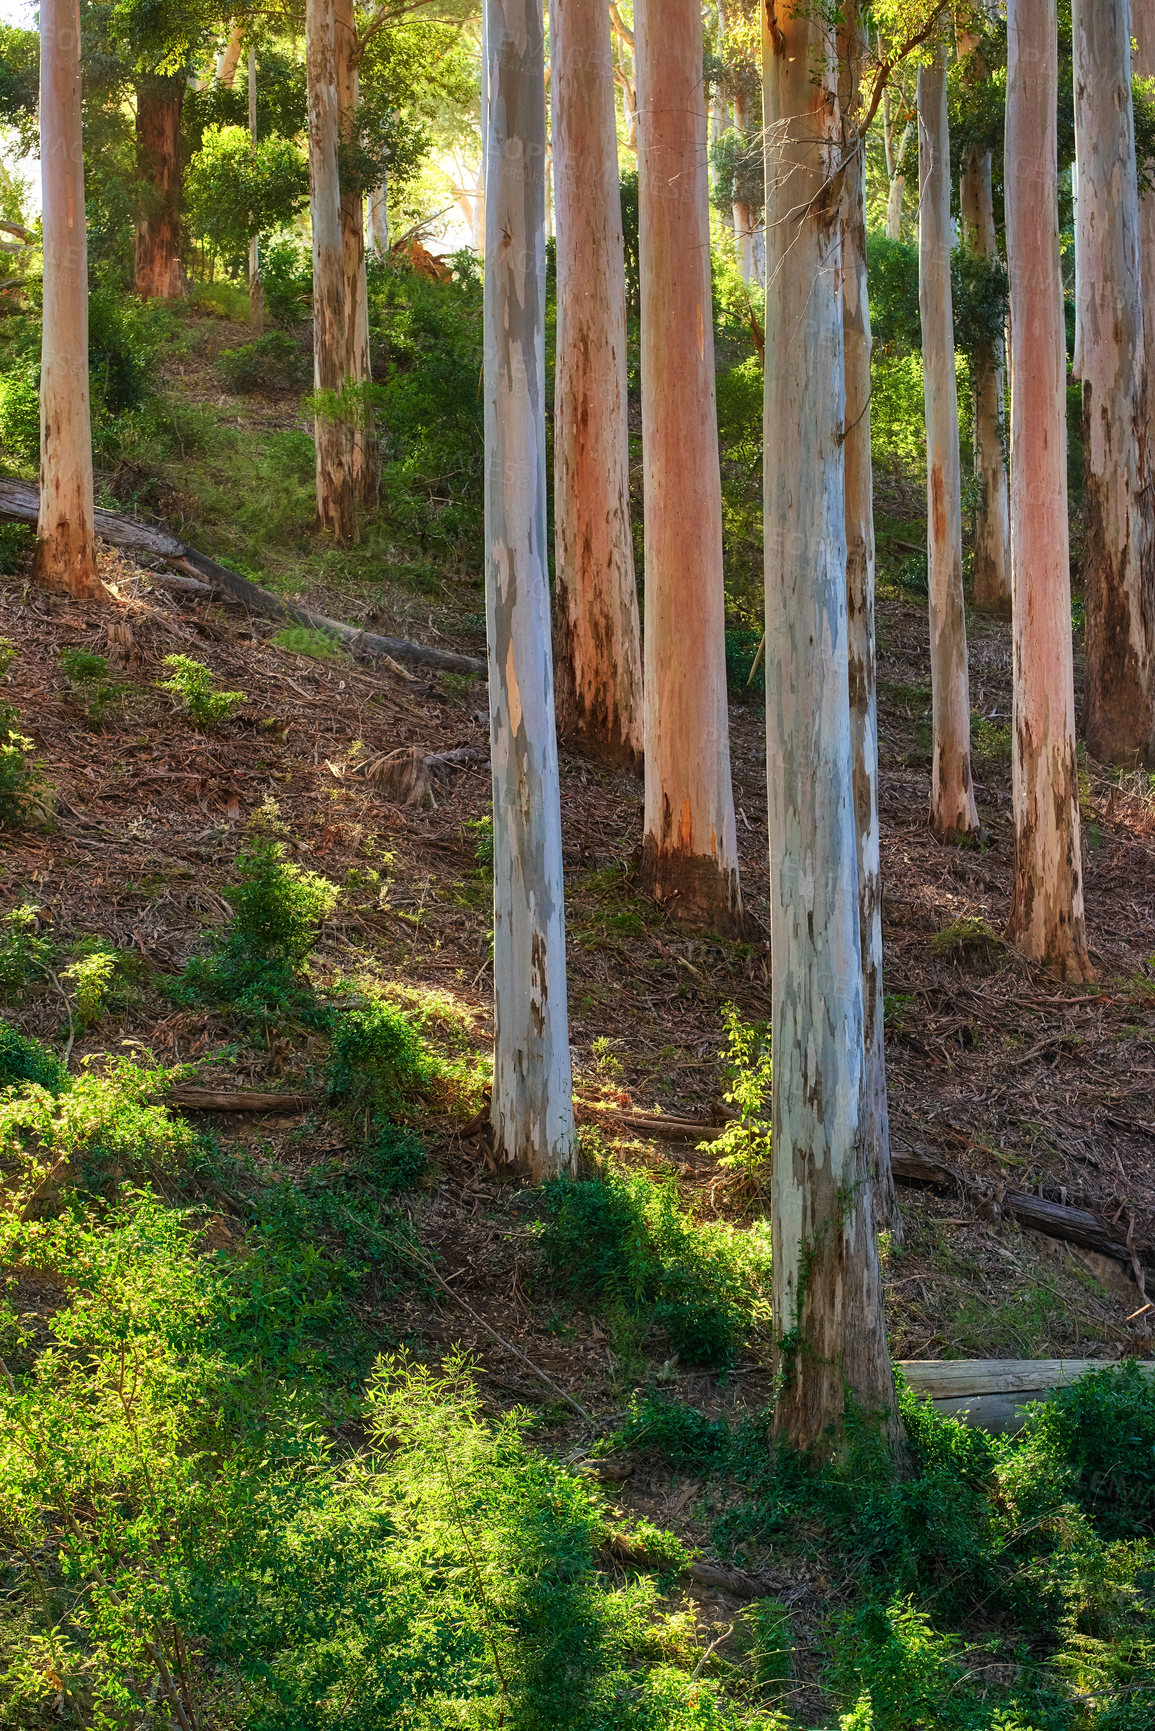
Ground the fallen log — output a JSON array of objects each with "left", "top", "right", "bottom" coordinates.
[
  {"left": 0, "top": 477, "right": 486, "bottom": 677},
  {"left": 900, "top": 1356, "right": 1154, "bottom": 1433},
  {"left": 161, "top": 1086, "right": 318, "bottom": 1113}
]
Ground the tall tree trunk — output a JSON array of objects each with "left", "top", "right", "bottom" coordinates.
[
  {"left": 1134, "top": 3, "right": 1155, "bottom": 454},
  {"left": 919, "top": 46, "right": 981, "bottom": 841},
  {"left": 763, "top": 0, "right": 897, "bottom": 1455},
  {"left": 731, "top": 88, "right": 752, "bottom": 280},
  {"left": 550, "top": 0, "right": 643, "bottom": 771},
  {"left": 369, "top": 179, "right": 388, "bottom": 257},
  {"left": 883, "top": 93, "right": 911, "bottom": 242},
  {"left": 636, "top": 0, "right": 743, "bottom": 934},
  {"left": 960, "top": 146, "right": 1011, "bottom": 614},
  {"left": 483, "top": 0, "right": 576, "bottom": 1180},
  {"left": 1072, "top": 0, "right": 1155, "bottom": 766},
  {"left": 334, "top": 0, "right": 377, "bottom": 509},
  {"left": 841, "top": 7, "right": 899, "bottom": 1239},
  {"left": 34, "top": 0, "right": 99, "bottom": 600},
  {"left": 306, "top": 0, "right": 355, "bottom": 543},
  {"left": 1006, "top": 0, "right": 1092, "bottom": 981},
  {"left": 134, "top": 78, "right": 183, "bottom": 300},
  {"left": 248, "top": 46, "right": 263, "bottom": 332},
  {"left": 216, "top": 23, "right": 243, "bottom": 88}
]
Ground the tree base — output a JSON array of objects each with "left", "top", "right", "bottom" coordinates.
[
  {"left": 32, "top": 534, "right": 102, "bottom": 601},
  {"left": 639, "top": 838, "right": 745, "bottom": 936}
]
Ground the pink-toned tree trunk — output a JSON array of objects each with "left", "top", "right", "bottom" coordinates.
[
  {"left": 1006, "top": 0, "right": 1092, "bottom": 981},
  {"left": 763, "top": 0, "right": 897, "bottom": 1456},
  {"left": 306, "top": 0, "right": 355, "bottom": 543},
  {"left": 1135, "top": 3, "right": 1155, "bottom": 455},
  {"left": 216, "top": 23, "right": 243, "bottom": 89},
  {"left": 35, "top": 0, "right": 100, "bottom": 600},
  {"left": 636, "top": 0, "right": 743, "bottom": 934},
  {"left": 334, "top": 0, "right": 377, "bottom": 509},
  {"left": 483, "top": 0, "right": 576, "bottom": 1179},
  {"left": 549, "top": 0, "right": 643, "bottom": 772},
  {"left": 248, "top": 45, "right": 263, "bottom": 331},
  {"left": 134, "top": 79, "right": 183, "bottom": 300},
  {"left": 1073, "top": 0, "right": 1155, "bottom": 766},
  {"left": 883, "top": 88, "right": 911, "bottom": 241},
  {"left": 919, "top": 45, "right": 981, "bottom": 840},
  {"left": 841, "top": 5, "right": 899, "bottom": 1239},
  {"left": 961, "top": 145, "right": 1012, "bottom": 614}
]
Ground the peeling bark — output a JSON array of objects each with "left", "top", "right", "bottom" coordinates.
[
  {"left": 34, "top": 0, "right": 100, "bottom": 600},
  {"left": 1006, "top": 0, "right": 1092, "bottom": 982},
  {"left": 918, "top": 47, "right": 981, "bottom": 841},
  {"left": 763, "top": 1, "right": 898, "bottom": 1455},
  {"left": 1073, "top": 0, "right": 1155, "bottom": 766},
  {"left": 550, "top": 0, "right": 643, "bottom": 772},
  {"left": 134, "top": 79, "right": 184, "bottom": 300},
  {"left": 636, "top": 0, "right": 743, "bottom": 935},
  {"left": 840, "top": 6, "right": 900, "bottom": 1240},
  {"left": 484, "top": 0, "right": 576, "bottom": 1180},
  {"left": 335, "top": 0, "right": 378, "bottom": 509},
  {"left": 306, "top": 0, "right": 356, "bottom": 543},
  {"left": 248, "top": 46, "right": 263, "bottom": 332},
  {"left": 1134, "top": 3, "right": 1155, "bottom": 456},
  {"left": 960, "top": 146, "right": 1011, "bottom": 615}
]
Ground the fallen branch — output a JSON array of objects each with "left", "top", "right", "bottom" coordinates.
[
  {"left": 578, "top": 1102, "right": 728, "bottom": 1143},
  {"left": 161, "top": 1086, "right": 318, "bottom": 1113},
  {"left": 0, "top": 477, "right": 486, "bottom": 677}
]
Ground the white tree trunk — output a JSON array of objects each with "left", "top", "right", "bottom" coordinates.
[
  {"left": 369, "top": 179, "right": 388, "bottom": 257},
  {"left": 885, "top": 116, "right": 912, "bottom": 241},
  {"left": 306, "top": 0, "right": 355, "bottom": 543},
  {"left": 841, "top": 8, "right": 899, "bottom": 1240},
  {"left": 960, "top": 146, "right": 1011, "bottom": 613},
  {"left": 1073, "top": 0, "right": 1155, "bottom": 765},
  {"left": 34, "top": 0, "right": 100, "bottom": 600},
  {"left": 919, "top": 47, "right": 981, "bottom": 840},
  {"left": 1006, "top": 0, "right": 1092, "bottom": 982},
  {"left": 216, "top": 23, "right": 243, "bottom": 89},
  {"left": 550, "top": 0, "right": 643, "bottom": 771},
  {"left": 334, "top": 0, "right": 376, "bottom": 509},
  {"left": 483, "top": 0, "right": 576, "bottom": 1180},
  {"left": 636, "top": 0, "right": 743, "bottom": 934},
  {"left": 763, "top": 0, "right": 897, "bottom": 1453},
  {"left": 1134, "top": 3, "right": 1155, "bottom": 454},
  {"left": 248, "top": 45, "right": 263, "bottom": 332}
]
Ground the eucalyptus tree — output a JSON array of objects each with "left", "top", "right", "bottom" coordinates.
[
  {"left": 763, "top": 0, "right": 898, "bottom": 1453},
  {"left": 35, "top": 0, "right": 101, "bottom": 599},
  {"left": 483, "top": 0, "right": 576, "bottom": 1179},
  {"left": 1072, "top": 0, "right": 1155, "bottom": 766},
  {"left": 549, "top": 0, "right": 642, "bottom": 771},
  {"left": 1005, "top": 0, "right": 1091, "bottom": 980},
  {"left": 334, "top": 0, "right": 375, "bottom": 508},
  {"left": 635, "top": 0, "right": 743, "bottom": 935},
  {"left": 247, "top": 44, "right": 261, "bottom": 328},
  {"left": 306, "top": 0, "right": 356, "bottom": 541},
  {"left": 918, "top": 38, "right": 980, "bottom": 839}
]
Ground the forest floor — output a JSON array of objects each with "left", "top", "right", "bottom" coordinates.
[{"left": 3, "top": 305, "right": 1155, "bottom": 1718}]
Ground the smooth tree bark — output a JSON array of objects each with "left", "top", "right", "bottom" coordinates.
[
  {"left": 882, "top": 88, "right": 912, "bottom": 240},
  {"left": 1072, "top": 0, "right": 1155, "bottom": 765},
  {"left": 34, "top": 0, "right": 100, "bottom": 599},
  {"left": 763, "top": 0, "right": 898, "bottom": 1453},
  {"left": 960, "top": 146, "right": 1011, "bottom": 613},
  {"left": 1134, "top": 3, "right": 1155, "bottom": 453},
  {"left": 248, "top": 45, "right": 263, "bottom": 331},
  {"left": 334, "top": 0, "right": 377, "bottom": 507},
  {"left": 1005, "top": 0, "right": 1092, "bottom": 981},
  {"left": 636, "top": 0, "right": 743, "bottom": 934},
  {"left": 305, "top": 0, "right": 355, "bottom": 542},
  {"left": 549, "top": 0, "right": 643, "bottom": 771},
  {"left": 134, "top": 77, "right": 184, "bottom": 299},
  {"left": 216, "top": 23, "right": 243, "bottom": 88},
  {"left": 918, "top": 45, "right": 981, "bottom": 840},
  {"left": 483, "top": 0, "right": 576, "bottom": 1180},
  {"left": 840, "top": 5, "right": 900, "bottom": 1239},
  {"left": 369, "top": 180, "right": 388, "bottom": 257}
]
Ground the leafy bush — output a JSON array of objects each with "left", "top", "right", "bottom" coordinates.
[
  {"left": 272, "top": 624, "right": 350, "bottom": 660},
  {"left": 328, "top": 998, "right": 438, "bottom": 1120},
  {"left": 259, "top": 233, "right": 314, "bottom": 323},
  {"left": 709, "top": 1006, "right": 772, "bottom": 1197},
  {"left": 724, "top": 627, "right": 765, "bottom": 705},
  {"left": 158, "top": 654, "right": 246, "bottom": 728},
  {"left": 539, "top": 1164, "right": 771, "bottom": 1367},
  {"left": 1033, "top": 1360, "right": 1155, "bottom": 1538},
  {"left": 0, "top": 357, "right": 39, "bottom": 469},
  {"left": 0, "top": 904, "right": 50, "bottom": 1000},
  {"left": 0, "top": 701, "right": 42, "bottom": 826},
  {"left": 60, "top": 939, "right": 137, "bottom": 1030},
  {"left": 0, "top": 1020, "right": 68, "bottom": 1093},
  {"left": 217, "top": 329, "right": 310, "bottom": 393},
  {"left": 59, "top": 645, "right": 121, "bottom": 725}
]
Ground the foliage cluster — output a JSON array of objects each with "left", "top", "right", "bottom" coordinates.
[{"left": 158, "top": 654, "right": 245, "bottom": 729}]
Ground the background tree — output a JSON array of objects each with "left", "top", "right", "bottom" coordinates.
[
  {"left": 919, "top": 38, "right": 980, "bottom": 840},
  {"left": 35, "top": 0, "right": 101, "bottom": 599},
  {"left": 549, "top": 0, "right": 643, "bottom": 773},
  {"left": 636, "top": 0, "right": 743, "bottom": 936},
  {"left": 763, "top": 0, "right": 898, "bottom": 1454},
  {"left": 1005, "top": 0, "right": 1091, "bottom": 982},
  {"left": 1072, "top": 0, "right": 1155, "bottom": 767},
  {"left": 306, "top": 0, "right": 356, "bottom": 542},
  {"left": 483, "top": 0, "right": 576, "bottom": 1180}
]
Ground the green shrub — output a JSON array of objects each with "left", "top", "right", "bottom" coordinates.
[
  {"left": 710, "top": 1006, "right": 772, "bottom": 1196},
  {"left": 1031, "top": 1360, "right": 1155, "bottom": 1539},
  {"left": 59, "top": 645, "right": 121, "bottom": 725},
  {"left": 254, "top": 233, "right": 314, "bottom": 323},
  {"left": 328, "top": 997, "right": 438, "bottom": 1120},
  {"left": 158, "top": 654, "right": 246, "bottom": 729},
  {"left": 724, "top": 627, "right": 765, "bottom": 705},
  {"left": 613, "top": 1393, "right": 732, "bottom": 1470},
  {"left": 0, "top": 904, "right": 51, "bottom": 1000},
  {"left": 0, "top": 1020, "right": 68, "bottom": 1093},
  {"left": 539, "top": 1164, "right": 771, "bottom": 1367},
  {"left": 271, "top": 624, "right": 350, "bottom": 661},
  {"left": 0, "top": 703, "right": 42, "bottom": 826},
  {"left": 60, "top": 943, "right": 126, "bottom": 1030},
  {"left": 0, "top": 524, "right": 30, "bottom": 575},
  {"left": 362, "top": 1117, "right": 428, "bottom": 1193},
  {"left": 0, "top": 358, "right": 39, "bottom": 469},
  {"left": 0, "top": 638, "right": 17, "bottom": 677},
  {"left": 217, "top": 329, "right": 309, "bottom": 392}
]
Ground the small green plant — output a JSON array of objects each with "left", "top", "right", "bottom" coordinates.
[
  {"left": 0, "top": 702, "right": 42, "bottom": 826},
  {"left": 328, "top": 997, "right": 439, "bottom": 1120},
  {"left": 158, "top": 655, "right": 246, "bottom": 729},
  {"left": 0, "top": 904, "right": 51, "bottom": 1000},
  {"left": 929, "top": 916, "right": 1000, "bottom": 967},
  {"left": 59, "top": 942, "right": 129, "bottom": 1030},
  {"left": 591, "top": 1035, "right": 624, "bottom": 1079},
  {"left": 59, "top": 646, "right": 121, "bottom": 725},
  {"left": 0, "top": 637, "right": 18, "bottom": 677},
  {"left": 271, "top": 625, "right": 350, "bottom": 661},
  {"left": 0, "top": 1020, "right": 68, "bottom": 1093},
  {"left": 709, "top": 1005, "right": 772, "bottom": 1197},
  {"left": 972, "top": 712, "right": 1013, "bottom": 768},
  {"left": 465, "top": 811, "right": 494, "bottom": 877}
]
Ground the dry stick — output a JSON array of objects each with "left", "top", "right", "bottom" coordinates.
[{"left": 47, "top": 970, "right": 75, "bottom": 1067}]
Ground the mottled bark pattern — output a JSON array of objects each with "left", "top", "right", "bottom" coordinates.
[
  {"left": 918, "top": 49, "right": 981, "bottom": 841},
  {"left": 960, "top": 147, "right": 1011, "bottom": 615},
  {"left": 248, "top": 47, "right": 263, "bottom": 332},
  {"left": 636, "top": 0, "right": 743, "bottom": 934},
  {"left": 134, "top": 80, "right": 183, "bottom": 300},
  {"left": 840, "top": 9, "right": 899, "bottom": 1239},
  {"left": 1006, "top": 0, "right": 1092, "bottom": 981},
  {"left": 306, "top": 0, "right": 355, "bottom": 543},
  {"left": 1073, "top": 0, "right": 1155, "bottom": 766},
  {"left": 34, "top": 0, "right": 99, "bottom": 599},
  {"left": 334, "top": 0, "right": 377, "bottom": 508},
  {"left": 550, "top": 0, "right": 643, "bottom": 772},
  {"left": 1135, "top": 4, "right": 1155, "bottom": 456},
  {"left": 484, "top": 0, "right": 576, "bottom": 1180},
  {"left": 763, "top": 2, "right": 898, "bottom": 1455}
]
